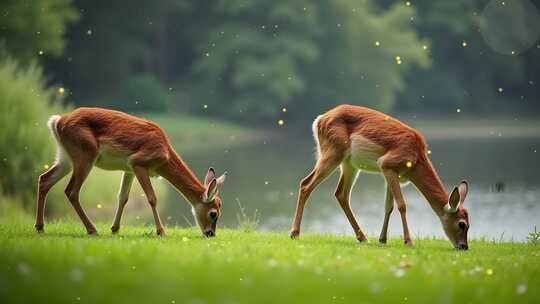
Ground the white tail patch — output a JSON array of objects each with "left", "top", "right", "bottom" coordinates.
[
  {"left": 47, "top": 115, "right": 70, "bottom": 167},
  {"left": 312, "top": 115, "right": 322, "bottom": 160}
]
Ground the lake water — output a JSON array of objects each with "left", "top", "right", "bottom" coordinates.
[{"left": 160, "top": 131, "right": 540, "bottom": 241}]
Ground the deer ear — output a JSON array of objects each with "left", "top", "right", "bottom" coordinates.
[
  {"left": 457, "top": 181, "right": 469, "bottom": 203},
  {"left": 202, "top": 178, "right": 218, "bottom": 203},
  {"left": 204, "top": 167, "right": 216, "bottom": 186},
  {"left": 216, "top": 171, "right": 227, "bottom": 187},
  {"left": 444, "top": 187, "right": 461, "bottom": 213}
]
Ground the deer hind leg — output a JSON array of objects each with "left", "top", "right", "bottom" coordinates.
[
  {"left": 131, "top": 165, "right": 165, "bottom": 236},
  {"left": 64, "top": 154, "right": 98, "bottom": 235},
  {"left": 35, "top": 162, "right": 71, "bottom": 232},
  {"left": 379, "top": 184, "right": 394, "bottom": 244},
  {"left": 335, "top": 161, "right": 368, "bottom": 242},
  {"left": 111, "top": 172, "right": 135, "bottom": 234},
  {"left": 290, "top": 149, "right": 343, "bottom": 239},
  {"left": 378, "top": 154, "right": 413, "bottom": 246}
]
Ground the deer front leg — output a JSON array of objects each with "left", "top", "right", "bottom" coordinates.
[
  {"left": 380, "top": 167, "right": 413, "bottom": 246},
  {"left": 111, "top": 172, "right": 134, "bottom": 234},
  {"left": 290, "top": 153, "right": 341, "bottom": 239},
  {"left": 132, "top": 166, "right": 165, "bottom": 236},
  {"left": 379, "top": 184, "right": 394, "bottom": 244}
]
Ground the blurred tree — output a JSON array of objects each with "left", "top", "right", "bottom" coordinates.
[
  {"left": 189, "top": 0, "right": 429, "bottom": 122},
  {"left": 378, "top": 0, "right": 540, "bottom": 115},
  {"left": 0, "top": 0, "right": 78, "bottom": 63},
  {"left": 298, "top": 0, "right": 429, "bottom": 118},
  {"left": 45, "top": 0, "right": 191, "bottom": 108},
  {"left": 189, "top": 0, "right": 320, "bottom": 121}
]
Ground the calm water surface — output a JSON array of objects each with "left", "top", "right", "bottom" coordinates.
[{"left": 161, "top": 134, "right": 540, "bottom": 241}]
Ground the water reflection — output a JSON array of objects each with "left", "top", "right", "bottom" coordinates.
[{"left": 162, "top": 134, "right": 540, "bottom": 241}]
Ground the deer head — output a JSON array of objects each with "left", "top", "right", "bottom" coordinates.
[
  {"left": 192, "top": 167, "right": 226, "bottom": 237},
  {"left": 440, "top": 181, "right": 470, "bottom": 250}
]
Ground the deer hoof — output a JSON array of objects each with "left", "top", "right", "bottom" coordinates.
[
  {"left": 35, "top": 224, "right": 44, "bottom": 233},
  {"left": 289, "top": 229, "right": 300, "bottom": 239},
  {"left": 357, "top": 235, "right": 369, "bottom": 243},
  {"left": 111, "top": 226, "right": 119, "bottom": 234},
  {"left": 87, "top": 228, "right": 98, "bottom": 235},
  {"left": 404, "top": 239, "right": 413, "bottom": 247},
  {"left": 157, "top": 228, "right": 166, "bottom": 236},
  {"left": 379, "top": 238, "right": 387, "bottom": 244}
]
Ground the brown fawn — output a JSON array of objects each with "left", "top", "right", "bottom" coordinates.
[
  {"left": 290, "top": 105, "right": 470, "bottom": 249},
  {"left": 35, "top": 108, "right": 226, "bottom": 237}
]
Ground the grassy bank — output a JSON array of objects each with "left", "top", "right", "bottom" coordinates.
[{"left": 0, "top": 214, "right": 538, "bottom": 304}]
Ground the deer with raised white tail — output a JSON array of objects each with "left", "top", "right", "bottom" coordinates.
[
  {"left": 290, "top": 105, "right": 470, "bottom": 249},
  {"left": 36, "top": 108, "right": 227, "bottom": 237}
]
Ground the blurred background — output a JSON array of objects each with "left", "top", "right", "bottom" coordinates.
[{"left": 1, "top": 0, "right": 539, "bottom": 240}]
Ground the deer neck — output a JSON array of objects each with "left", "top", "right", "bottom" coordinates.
[
  {"left": 158, "top": 147, "right": 205, "bottom": 206},
  {"left": 409, "top": 154, "right": 449, "bottom": 217}
]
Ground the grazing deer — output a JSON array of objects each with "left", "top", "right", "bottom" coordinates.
[
  {"left": 35, "top": 108, "right": 226, "bottom": 237},
  {"left": 290, "top": 105, "right": 470, "bottom": 249}
]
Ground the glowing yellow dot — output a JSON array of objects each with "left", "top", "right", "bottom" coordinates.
[
  {"left": 203, "top": 104, "right": 208, "bottom": 109},
  {"left": 456, "top": 108, "right": 461, "bottom": 113},
  {"left": 462, "top": 41, "right": 468, "bottom": 47},
  {"left": 406, "top": 161, "right": 413, "bottom": 168},
  {"left": 182, "top": 236, "right": 189, "bottom": 242},
  {"left": 427, "top": 149, "right": 432, "bottom": 155},
  {"left": 405, "top": 1, "right": 411, "bottom": 6},
  {"left": 282, "top": 107, "right": 287, "bottom": 112},
  {"left": 396, "top": 56, "right": 401, "bottom": 60},
  {"left": 396, "top": 60, "right": 402, "bottom": 65},
  {"left": 97, "top": 204, "right": 102, "bottom": 209},
  {"left": 277, "top": 119, "right": 284, "bottom": 126},
  {"left": 375, "top": 41, "right": 380, "bottom": 47},
  {"left": 58, "top": 87, "right": 65, "bottom": 94},
  {"left": 423, "top": 45, "right": 428, "bottom": 50},
  {"left": 486, "top": 268, "right": 493, "bottom": 275},
  {"left": 44, "top": 164, "right": 49, "bottom": 169},
  {"left": 498, "top": 87, "right": 503, "bottom": 93},
  {"left": 38, "top": 50, "right": 44, "bottom": 55}
]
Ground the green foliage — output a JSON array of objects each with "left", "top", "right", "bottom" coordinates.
[
  {"left": 0, "top": 217, "right": 539, "bottom": 303},
  {"left": 117, "top": 74, "right": 171, "bottom": 112},
  {"left": 378, "top": 1, "right": 540, "bottom": 114},
  {"left": 45, "top": 0, "right": 429, "bottom": 123},
  {"left": 0, "top": 58, "right": 65, "bottom": 200},
  {"left": 300, "top": 1, "right": 429, "bottom": 117},
  {"left": 0, "top": 0, "right": 78, "bottom": 62},
  {"left": 191, "top": 0, "right": 428, "bottom": 121}
]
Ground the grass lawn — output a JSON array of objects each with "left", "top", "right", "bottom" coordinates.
[
  {"left": 142, "top": 113, "right": 258, "bottom": 152},
  {"left": 0, "top": 213, "right": 538, "bottom": 304}
]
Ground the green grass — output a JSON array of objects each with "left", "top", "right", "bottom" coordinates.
[
  {"left": 0, "top": 212, "right": 538, "bottom": 304},
  {"left": 143, "top": 113, "right": 258, "bottom": 152}
]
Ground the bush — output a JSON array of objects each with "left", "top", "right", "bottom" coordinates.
[
  {"left": 0, "top": 58, "right": 65, "bottom": 201},
  {"left": 117, "top": 74, "right": 171, "bottom": 112}
]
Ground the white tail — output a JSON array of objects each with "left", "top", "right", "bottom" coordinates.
[{"left": 47, "top": 115, "right": 67, "bottom": 165}]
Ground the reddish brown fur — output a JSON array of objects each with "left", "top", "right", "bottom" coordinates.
[
  {"left": 291, "top": 105, "right": 470, "bottom": 249},
  {"left": 35, "top": 108, "right": 225, "bottom": 236}
]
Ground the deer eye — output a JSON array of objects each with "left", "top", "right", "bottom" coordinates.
[
  {"left": 208, "top": 210, "right": 218, "bottom": 221},
  {"left": 458, "top": 221, "right": 467, "bottom": 230}
]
